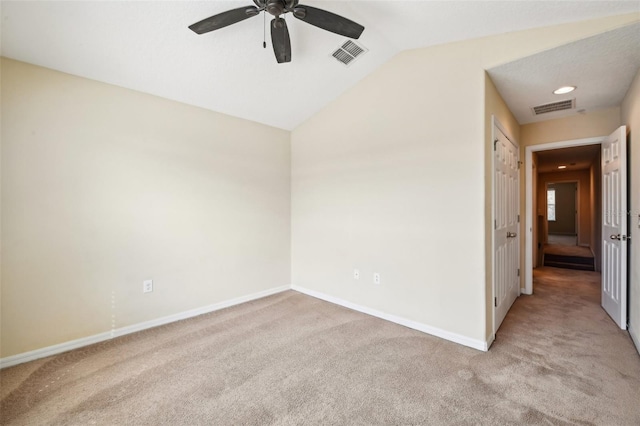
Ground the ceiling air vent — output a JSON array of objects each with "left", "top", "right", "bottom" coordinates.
[
  {"left": 531, "top": 99, "right": 576, "bottom": 116},
  {"left": 331, "top": 40, "right": 367, "bottom": 66}
]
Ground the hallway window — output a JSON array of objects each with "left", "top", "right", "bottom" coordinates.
[{"left": 547, "top": 189, "right": 556, "bottom": 221}]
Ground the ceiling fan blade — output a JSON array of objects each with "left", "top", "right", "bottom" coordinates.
[
  {"left": 189, "top": 6, "right": 260, "bottom": 35},
  {"left": 293, "top": 5, "right": 364, "bottom": 39},
  {"left": 271, "top": 18, "right": 291, "bottom": 64}
]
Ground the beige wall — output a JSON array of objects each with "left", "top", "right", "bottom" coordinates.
[
  {"left": 538, "top": 172, "right": 591, "bottom": 246},
  {"left": 521, "top": 107, "right": 622, "bottom": 146},
  {"left": 292, "top": 14, "right": 638, "bottom": 346},
  {"left": 1, "top": 59, "right": 291, "bottom": 357},
  {"left": 547, "top": 182, "right": 577, "bottom": 235},
  {"left": 621, "top": 68, "right": 640, "bottom": 353}
]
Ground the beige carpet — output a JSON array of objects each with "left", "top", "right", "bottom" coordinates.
[
  {"left": 547, "top": 234, "right": 577, "bottom": 246},
  {"left": 2, "top": 268, "right": 639, "bottom": 425}
]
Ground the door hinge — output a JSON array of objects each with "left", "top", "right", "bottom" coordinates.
[
  {"left": 494, "top": 139, "right": 498, "bottom": 151},
  {"left": 517, "top": 161, "right": 522, "bottom": 170},
  {"left": 494, "top": 297, "right": 497, "bottom": 307},
  {"left": 517, "top": 214, "right": 520, "bottom": 223},
  {"left": 517, "top": 268, "right": 520, "bottom": 277},
  {"left": 494, "top": 219, "right": 497, "bottom": 230}
]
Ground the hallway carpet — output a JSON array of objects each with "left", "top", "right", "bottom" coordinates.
[
  {"left": 543, "top": 244, "right": 593, "bottom": 258},
  {"left": 547, "top": 234, "right": 577, "bottom": 246},
  {"left": 543, "top": 245, "right": 595, "bottom": 271},
  {"left": 2, "top": 269, "right": 639, "bottom": 425}
]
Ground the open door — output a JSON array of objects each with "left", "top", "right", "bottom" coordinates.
[
  {"left": 601, "top": 125, "right": 627, "bottom": 329},
  {"left": 494, "top": 123, "right": 520, "bottom": 333}
]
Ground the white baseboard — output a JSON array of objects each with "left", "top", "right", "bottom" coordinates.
[
  {"left": 291, "top": 285, "right": 490, "bottom": 352},
  {"left": 2, "top": 283, "right": 494, "bottom": 368},
  {"left": 0, "top": 285, "right": 290, "bottom": 369}
]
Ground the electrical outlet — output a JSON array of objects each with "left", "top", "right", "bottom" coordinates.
[
  {"left": 373, "top": 273, "right": 380, "bottom": 285},
  {"left": 143, "top": 279, "right": 153, "bottom": 293},
  {"left": 354, "top": 269, "right": 360, "bottom": 280}
]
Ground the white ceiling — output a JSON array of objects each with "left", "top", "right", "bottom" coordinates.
[
  {"left": 1, "top": 1, "right": 639, "bottom": 130},
  {"left": 488, "top": 22, "right": 640, "bottom": 125}
]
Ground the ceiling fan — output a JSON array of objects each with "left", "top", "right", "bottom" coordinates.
[{"left": 188, "top": 0, "right": 365, "bottom": 64}]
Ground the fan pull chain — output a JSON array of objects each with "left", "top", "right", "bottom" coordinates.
[{"left": 263, "top": 11, "right": 266, "bottom": 48}]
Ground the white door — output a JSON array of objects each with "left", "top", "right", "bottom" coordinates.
[
  {"left": 494, "top": 124, "right": 520, "bottom": 332},
  {"left": 602, "top": 125, "right": 628, "bottom": 329}
]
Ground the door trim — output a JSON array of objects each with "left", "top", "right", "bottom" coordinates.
[{"left": 524, "top": 137, "right": 604, "bottom": 294}]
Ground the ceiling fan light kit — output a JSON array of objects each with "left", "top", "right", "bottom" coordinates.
[{"left": 189, "top": 0, "right": 365, "bottom": 64}]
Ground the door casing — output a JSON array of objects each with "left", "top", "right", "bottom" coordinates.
[{"left": 524, "top": 137, "right": 604, "bottom": 294}]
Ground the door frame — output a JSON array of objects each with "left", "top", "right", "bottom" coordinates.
[
  {"left": 492, "top": 116, "right": 520, "bottom": 336},
  {"left": 544, "top": 179, "right": 580, "bottom": 245},
  {"left": 524, "top": 136, "right": 604, "bottom": 294}
]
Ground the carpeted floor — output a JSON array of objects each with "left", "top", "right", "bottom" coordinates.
[
  {"left": 1, "top": 268, "right": 639, "bottom": 425},
  {"left": 547, "top": 234, "right": 577, "bottom": 246},
  {"left": 543, "top": 244, "right": 595, "bottom": 271},
  {"left": 543, "top": 243, "right": 593, "bottom": 258}
]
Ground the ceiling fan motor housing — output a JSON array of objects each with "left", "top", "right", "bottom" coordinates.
[{"left": 266, "top": 0, "right": 285, "bottom": 16}]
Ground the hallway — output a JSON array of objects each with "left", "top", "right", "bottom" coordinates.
[{"left": 493, "top": 266, "right": 640, "bottom": 423}]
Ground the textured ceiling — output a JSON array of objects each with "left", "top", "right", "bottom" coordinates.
[
  {"left": 1, "top": 1, "right": 639, "bottom": 130},
  {"left": 488, "top": 22, "right": 640, "bottom": 125}
]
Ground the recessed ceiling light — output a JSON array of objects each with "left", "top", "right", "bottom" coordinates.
[
  {"left": 553, "top": 86, "right": 576, "bottom": 95},
  {"left": 558, "top": 165, "right": 567, "bottom": 169}
]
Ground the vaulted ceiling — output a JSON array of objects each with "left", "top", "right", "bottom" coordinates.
[{"left": 1, "top": 1, "right": 639, "bottom": 130}]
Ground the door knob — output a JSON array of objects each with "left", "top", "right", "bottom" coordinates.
[
  {"left": 610, "top": 234, "right": 621, "bottom": 240},
  {"left": 507, "top": 232, "right": 517, "bottom": 238}
]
